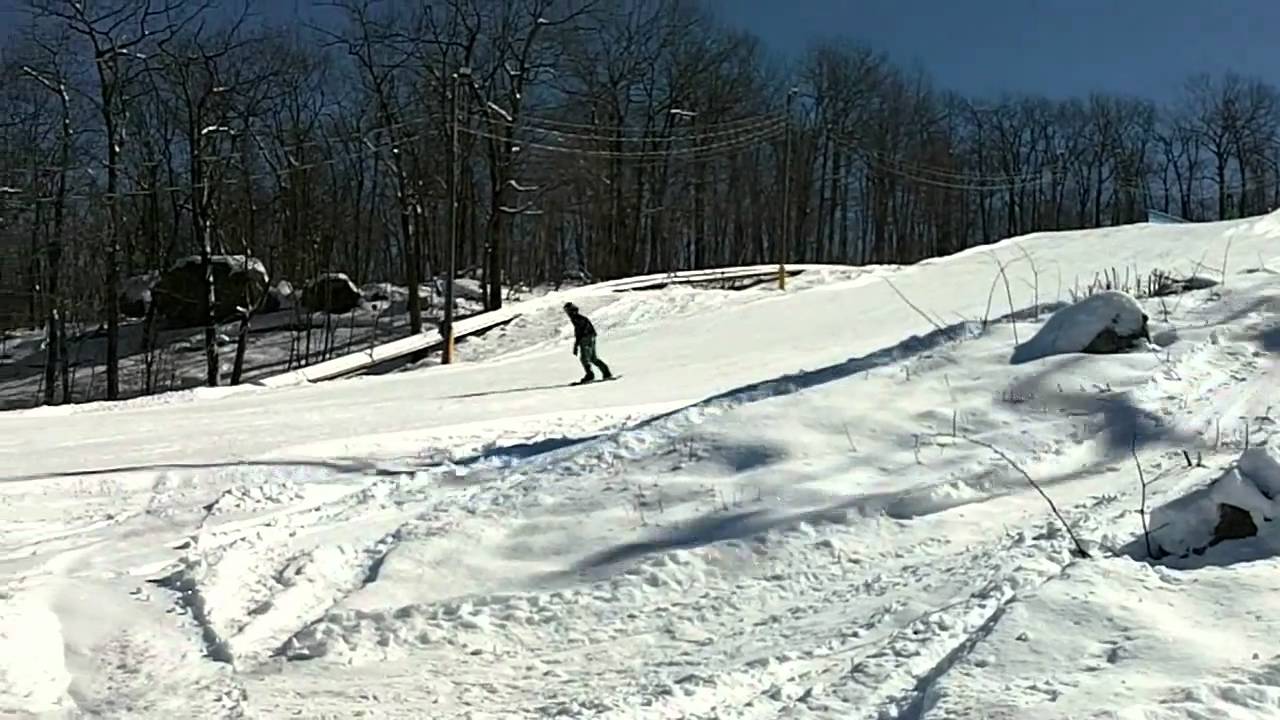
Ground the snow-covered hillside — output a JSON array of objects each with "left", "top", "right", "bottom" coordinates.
[{"left": 2, "top": 214, "right": 1279, "bottom": 718}]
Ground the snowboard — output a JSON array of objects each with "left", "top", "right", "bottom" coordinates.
[{"left": 570, "top": 374, "right": 621, "bottom": 386}]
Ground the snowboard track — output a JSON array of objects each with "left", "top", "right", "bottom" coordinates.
[{"left": 139, "top": 288, "right": 1272, "bottom": 717}]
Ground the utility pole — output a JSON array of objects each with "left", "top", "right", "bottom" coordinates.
[
  {"left": 779, "top": 86, "right": 797, "bottom": 291},
  {"left": 670, "top": 108, "right": 697, "bottom": 269},
  {"left": 443, "top": 66, "right": 470, "bottom": 363}
]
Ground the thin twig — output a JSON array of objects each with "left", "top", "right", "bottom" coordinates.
[
  {"left": 1170, "top": 250, "right": 1210, "bottom": 317},
  {"left": 941, "top": 433, "right": 1091, "bottom": 558},
  {"left": 982, "top": 269, "right": 1002, "bottom": 328},
  {"left": 991, "top": 254, "right": 1020, "bottom": 344},
  {"left": 1131, "top": 431, "right": 1152, "bottom": 558},
  {"left": 1015, "top": 245, "right": 1040, "bottom": 321},
  {"left": 1222, "top": 237, "right": 1234, "bottom": 288},
  {"left": 882, "top": 276, "right": 946, "bottom": 334},
  {"left": 843, "top": 423, "right": 858, "bottom": 453}
]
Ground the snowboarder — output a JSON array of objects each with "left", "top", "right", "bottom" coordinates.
[{"left": 564, "top": 302, "right": 613, "bottom": 384}]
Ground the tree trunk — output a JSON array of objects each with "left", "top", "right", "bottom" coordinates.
[
  {"left": 104, "top": 107, "right": 122, "bottom": 400},
  {"left": 231, "top": 311, "right": 251, "bottom": 385}
]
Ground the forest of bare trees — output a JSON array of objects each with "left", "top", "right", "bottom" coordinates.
[{"left": 0, "top": 0, "right": 1277, "bottom": 406}]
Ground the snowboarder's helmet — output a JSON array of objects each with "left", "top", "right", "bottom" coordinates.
[{"left": 563, "top": 302, "right": 578, "bottom": 314}]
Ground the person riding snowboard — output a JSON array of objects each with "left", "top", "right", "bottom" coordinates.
[{"left": 564, "top": 302, "right": 613, "bottom": 384}]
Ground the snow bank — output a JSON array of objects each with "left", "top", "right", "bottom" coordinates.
[
  {"left": 1010, "top": 290, "right": 1149, "bottom": 364},
  {"left": 1247, "top": 207, "right": 1280, "bottom": 238},
  {"left": 1150, "top": 446, "right": 1280, "bottom": 558}
]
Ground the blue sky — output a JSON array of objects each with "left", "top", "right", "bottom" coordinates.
[
  {"left": 704, "top": 0, "right": 1280, "bottom": 100},
  {"left": 2, "top": 0, "right": 1275, "bottom": 101}
]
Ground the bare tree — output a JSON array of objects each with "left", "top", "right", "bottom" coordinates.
[
  {"left": 28, "top": 0, "right": 205, "bottom": 399},
  {"left": 18, "top": 32, "right": 75, "bottom": 405},
  {"left": 318, "top": 0, "right": 427, "bottom": 334},
  {"left": 2, "top": 2, "right": 1280, "bottom": 410},
  {"left": 462, "top": 0, "right": 597, "bottom": 310},
  {"left": 155, "top": 4, "right": 272, "bottom": 387}
]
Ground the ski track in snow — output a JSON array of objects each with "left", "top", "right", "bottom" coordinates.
[
  {"left": 1, "top": 218, "right": 1279, "bottom": 717},
  {"left": 242, "top": 281, "right": 1271, "bottom": 716}
]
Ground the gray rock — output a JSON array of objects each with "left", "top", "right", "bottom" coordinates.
[
  {"left": 263, "top": 280, "right": 294, "bottom": 313},
  {"left": 120, "top": 272, "right": 159, "bottom": 319},
  {"left": 1082, "top": 312, "right": 1150, "bottom": 354},
  {"left": 1211, "top": 503, "right": 1258, "bottom": 545},
  {"left": 300, "top": 273, "right": 363, "bottom": 315},
  {"left": 152, "top": 255, "right": 269, "bottom": 329}
]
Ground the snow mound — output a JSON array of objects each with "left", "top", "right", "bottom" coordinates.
[
  {"left": 1149, "top": 446, "right": 1280, "bottom": 559},
  {"left": 1010, "top": 290, "right": 1149, "bottom": 364},
  {"left": 205, "top": 478, "right": 306, "bottom": 516},
  {"left": 1241, "top": 447, "right": 1280, "bottom": 495},
  {"left": 1248, "top": 207, "right": 1280, "bottom": 238},
  {"left": 282, "top": 587, "right": 588, "bottom": 665},
  {"left": 0, "top": 597, "right": 74, "bottom": 714},
  {"left": 453, "top": 277, "right": 486, "bottom": 302}
]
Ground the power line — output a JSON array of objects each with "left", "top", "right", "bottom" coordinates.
[
  {"left": 0, "top": 129, "right": 412, "bottom": 204},
  {"left": 829, "top": 132, "right": 1280, "bottom": 201},
  {"left": 507, "top": 109, "right": 783, "bottom": 134},
  {"left": 2, "top": 101, "right": 1277, "bottom": 209},
  {"left": 859, "top": 148, "right": 1047, "bottom": 184},
  {"left": 0, "top": 115, "right": 787, "bottom": 205},
  {"left": 503, "top": 113, "right": 784, "bottom": 145},
  {"left": 0, "top": 111, "right": 788, "bottom": 185},
  {"left": 458, "top": 119, "right": 785, "bottom": 160}
]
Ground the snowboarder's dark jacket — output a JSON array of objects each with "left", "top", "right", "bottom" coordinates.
[{"left": 569, "top": 312, "right": 596, "bottom": 342}]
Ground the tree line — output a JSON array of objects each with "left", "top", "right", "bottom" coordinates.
[{"left": 0, "top": 0, "right": 1275, "bottom": 404}]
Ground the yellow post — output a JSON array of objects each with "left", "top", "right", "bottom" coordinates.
[{"left": 447, "top": 328, "right": 455, "bottom": 360}]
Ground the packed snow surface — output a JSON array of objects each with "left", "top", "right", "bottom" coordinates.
[{"left": 2, "top": 214, "right": 1280, "bottom": 718}]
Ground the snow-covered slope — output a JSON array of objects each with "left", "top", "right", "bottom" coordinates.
[{"left": 2, "top": 214, "right": 1279, "bottom": 718}]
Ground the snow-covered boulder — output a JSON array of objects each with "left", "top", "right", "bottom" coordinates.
[
  {"left": 120, "top": 271, "right": 159, "bottom": 318},
  {"left": 1010, "top": 290, "right": 1149, "bottom": 364},
  {"left": 300, "top": 273, "right": 363, "bottom": 315},
  {"left": 1149, "top": 446, "right": 1280, "bottom": 558},
  {"left": 452, "top": 277, "right": 487, "bottom": 302},
  {"left": 152, "top": 255, "right": 269, "bottom": 328},
  {"left": 263, "top": 280, "right": 295, "bottom": 313},
  {"left": 361, "top": 282, "right": 403, "bottom": 304}
]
